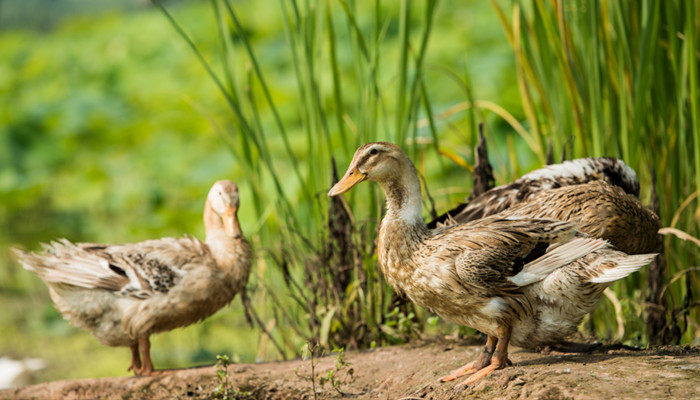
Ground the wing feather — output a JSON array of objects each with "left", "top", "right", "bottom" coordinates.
[
  {"left": 13, "top": 241, "right": 130, "bottom": 291},
  {"left": 508, "top": 237, "right": 609, "bottom": 287},
  {"left": 13, "top": 236, "right": 210, "bottom": 298},
  {"left": 451, "top": 218, "right": 580, "bottom": 293}
]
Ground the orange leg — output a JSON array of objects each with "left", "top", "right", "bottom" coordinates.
[
  {"left": 127, "top": 343, "right": 142, "bottom": 374},
  {"left": 138, "top": 337, "right": 154, "bottom": 376},
  {"left": 455, "top": 325, "right": 512, "bottom": 390},
  {"left": 439, "top": 335, "right": 498, "bottom": 382}
]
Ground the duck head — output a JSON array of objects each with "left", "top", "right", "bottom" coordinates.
[
  {"left": 329, "top": 142, "right": 423, "bottom": 222},
  {"left": 205, "top": 180, "right": 242, "bottom": 238},
  {"left": 328, "top": 142, "right": 415, "bottom": 196}
]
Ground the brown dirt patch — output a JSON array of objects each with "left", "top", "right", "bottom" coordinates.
[{"left": 3, "top": 341, "right": 699, "bottom": 399}]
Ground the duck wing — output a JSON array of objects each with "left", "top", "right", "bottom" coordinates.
[
  {"left": 105, "top": 236, "right": 210, "bottom": 296},
  {"left": 440, "top": 218, "right": 579, "bottom": 294},
  {"left": 507, "top": 237, "right": 609, "bottom": 286},
  {"left": 438, "top": 218, "right": 613, "bottom": 326}
]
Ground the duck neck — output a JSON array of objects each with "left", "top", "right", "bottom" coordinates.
[
  {"left": 378, "top": 169, "right": 426, "bottom": 227},
  {"left": 204, "top": 207, "right": 252, "bottom": 292},
  {"left": 376, "top": 170, "right": 427, "bottom": 294}
]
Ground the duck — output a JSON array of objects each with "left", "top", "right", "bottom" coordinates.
[
  {"left": 429, "top": 157, "right": 641, "bottom": 225},
  {"left": 13, "top": 180, "right": 252, "bottom": 376},
  {"left": 494, "top": 181, "right": 661, "bottom": 254},
  {"left": 328, "top": 142, "right": 656, "bottom": 388},
  {"left": 429, "top": 158, "right": 660, "bottom": 255}
]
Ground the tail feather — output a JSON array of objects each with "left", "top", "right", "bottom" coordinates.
[
  {"left": 589, "top": 253, "right": 657, "bottom": 283},
  {"left": 12, "top": 244, "right": 129, "bottom": 291}
]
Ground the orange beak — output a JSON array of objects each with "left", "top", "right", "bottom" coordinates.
[
  {"left": 328, "top": 169, "right": 367, "bottom": 197},
  {"left": 222, "top": 205, "right": 240, "bottom": 238}
]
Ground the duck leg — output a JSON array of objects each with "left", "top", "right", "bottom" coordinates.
[
  {"left": 439, "top": 335, "right": 498, "bottom": 382},
  {"left": 455, "top": 325, "right": 512, "bottom": 390},
  {"left": 138, "top": 337, "right": 154, "bottom": 376},
  {"left": 127, "top": 343, "right": 142, "bottom": 374}
]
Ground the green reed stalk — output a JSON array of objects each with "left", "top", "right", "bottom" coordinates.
[
  {"left": 155, "top": 0, "right": 445, "bottom": 355},
  {"left": 495, "top": 0, "right": 699, "bottom": 344}
]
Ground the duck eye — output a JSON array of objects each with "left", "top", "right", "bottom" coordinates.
[{"left": 370, "top": 148, "right": 378, "bottom": 155}]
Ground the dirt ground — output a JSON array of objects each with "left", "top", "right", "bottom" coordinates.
[{"left": 3, "top": 339, "right": 699, "bottom": 400}]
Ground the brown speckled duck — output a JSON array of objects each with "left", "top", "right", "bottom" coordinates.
[
  {"left": 13, "top": 180, "right": 251, "bottom": 376},
  {"left": 430, "top": 158, "right": 660, "bottom": 255},
  {"left": 329, "top": 142, "right": 656, "bottom": 388},
  {"left": 495, "top": 181, "right": 660, "bottom": 254},
  {"left": 432, "top": 157, "right": 641, "bottom": 222}
]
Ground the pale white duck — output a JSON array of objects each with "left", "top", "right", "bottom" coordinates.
[
  {"left": 329, "top": 142, "right": 655, "bottom": 388},
  {"left": 13, "top": 180, "right": 251, "bottom": 376}
]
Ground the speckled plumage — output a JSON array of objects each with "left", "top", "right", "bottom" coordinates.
[
  {"left": 13, "top": 180, "right": 251, "bottom": 375},
  {"left": 429, "top": 158, "right": 660, "bottom": 255},
  {"left": 329, "top": 142, "right": 656, "bottom": 386},
  {"left": 496, "top": 181, "right": 661, "bottom": 254},
  {"left": 431, "top": 157, "right": 641, "bottom": 226},
  {"left": 376, "top": 212, "right": 653, "bottom": 347}
]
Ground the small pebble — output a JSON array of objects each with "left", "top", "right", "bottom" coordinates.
[{"left": 676, "top": 364, "right": 700, "bottom": 370}]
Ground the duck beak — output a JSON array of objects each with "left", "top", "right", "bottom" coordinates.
[
  {"left": 328, "top": 168, "right": 366, "bottom": 197},
  {"left": 222, "top": 205, "right": 241, "bottom": 238}
]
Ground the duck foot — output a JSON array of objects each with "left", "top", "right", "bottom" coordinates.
[
  {"left": 440, "top": 360, "right": 480, "bottom": 382},
  {"left": 453, "top": 355, "right": 511, "bottom": 390},
  {"left": 439, "top": 335, "right": 498, "bottom": 382},
  {"left": 450, "top": 325, "right": 512, "bottom": 390}
]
